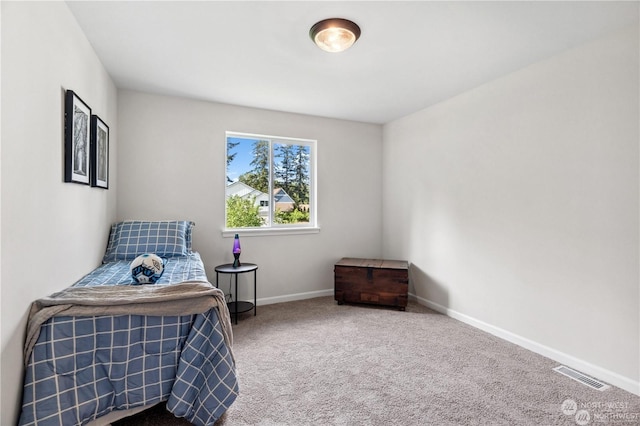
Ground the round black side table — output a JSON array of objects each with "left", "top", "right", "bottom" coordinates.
[{"left": 214, "top": 263, "right": 258, "bottom": 325}]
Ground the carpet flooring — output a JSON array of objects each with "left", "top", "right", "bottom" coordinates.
[{"left": 114, "top": 297, "right": 640, "bottom": 425}]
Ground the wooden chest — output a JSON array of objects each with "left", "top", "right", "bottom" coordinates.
[{"left": 334, "top": 258, "right": 409, "bottom": 310}]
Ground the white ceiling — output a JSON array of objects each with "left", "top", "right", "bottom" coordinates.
[{"left": 66, "top": 1, "right": 638, "bottom": 124}]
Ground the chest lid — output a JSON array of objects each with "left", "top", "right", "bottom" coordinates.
[{"left": 335, "top": 257, "right": 408, "bottom": 270}]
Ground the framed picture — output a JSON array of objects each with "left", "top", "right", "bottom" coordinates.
[
  {"left": 91, "top": 115, "right": 109, "bottom": 189},
  {"left": 64, "top": 90, "right": 91, "bottom": 184}
]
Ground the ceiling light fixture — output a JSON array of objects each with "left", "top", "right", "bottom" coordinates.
[{"left": 309, "top": 18, "right": 361, "bottom": 53}]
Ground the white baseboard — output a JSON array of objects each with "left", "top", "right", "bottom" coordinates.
[
  {"left": 257, "top": 288, "right": 334, "bottom": 306},
  {"left": 409, "top": 293, "right": 640, "bottom": 396}
]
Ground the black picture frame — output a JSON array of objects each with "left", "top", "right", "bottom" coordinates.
[
  {"left": 64, "top": 90, "right": 91, "bottom": 184},
  {"left": 90, "top": 115, "right": 109, "bottom": 189}
]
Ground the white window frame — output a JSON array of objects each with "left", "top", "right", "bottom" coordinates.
[{"left": 223, "top": 131, "right": 319, "bottom": 237}]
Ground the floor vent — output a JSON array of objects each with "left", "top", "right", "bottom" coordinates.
[{"left": 553, "top": 366, "right": 610, "bottom": 391}]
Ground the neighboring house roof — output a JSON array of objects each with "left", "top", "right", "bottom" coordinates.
[
  {"left": 226, "top": 181, "right": 265, "bottom": 199},
  {"left": 273, "top": 188, "right": 294, "bottom": 204},
  {"left": 226, "top": 181, "right": 268, "bottom": 219},
  {"left": 227, "top": 183, "right": 296, "bottom": 209}
]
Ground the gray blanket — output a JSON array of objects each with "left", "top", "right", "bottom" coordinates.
[{"left": 24, "top": 281, "right": 233, "bottom": 366}]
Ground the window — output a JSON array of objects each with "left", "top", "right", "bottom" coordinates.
[{"left": 225, "top": 132, "right": 316, "bottom": 233}]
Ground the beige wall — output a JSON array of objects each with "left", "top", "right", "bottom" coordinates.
[
  {"left": 382, "top": 25, "right": 639, "bottom": 393},
  {"left": 117, "top": 90, "right": 383, "bottom": 304},
  {"left": 1, "top": 2, "right": 118, "bottom": 423}
]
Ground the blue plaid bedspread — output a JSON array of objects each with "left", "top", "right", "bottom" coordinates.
[
  {"left": 18, "top": 256, "right": 238, "bottom": 426},
  {"left": 73, "top": 252, "right": 207, "bottom": 287}
]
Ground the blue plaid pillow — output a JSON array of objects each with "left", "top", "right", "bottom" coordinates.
[{"left": 102, "top": 221, "right": 194, "bottom": 263}]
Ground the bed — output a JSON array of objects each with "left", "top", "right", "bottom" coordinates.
[{"left": 18, "top": 220, "right": 238, "bottom": 426}]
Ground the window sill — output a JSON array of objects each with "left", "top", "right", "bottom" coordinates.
[{"left": 222, "top": 227, "right": 321, "bottom": 238}]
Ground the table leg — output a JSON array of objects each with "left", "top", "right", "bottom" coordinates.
[
  {"left": 234, "top": 272, "right": 238, "bottom": 325},
  {"left": 254, "top": 269, "right": 257, "bottom": 317}
]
